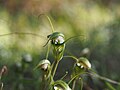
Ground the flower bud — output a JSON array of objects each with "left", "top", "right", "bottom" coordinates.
[
  {"left": 50, "top": 80, "right": 71, "bottom": 90},
  {"left": 35, "top": 59, "right": 51, "bottom": 71},
  {"left": 77, "top": 57, "right": 91, "bottom": 69},
  {"left": 0, "top": 66, "right": 7, "bottom": 78},
  {"left": 47, "top": 32, "right": 65, "bottom": 45},
  {"left": 48, "top": 32, "right": 65, "bottom": 61},
  {"left": 51, "top": 35, "right": 65, "bottom": 45}
]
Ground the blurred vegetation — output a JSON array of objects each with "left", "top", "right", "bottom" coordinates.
[{"left": 0, "top": 0, "right": 120, "bottom": 90}]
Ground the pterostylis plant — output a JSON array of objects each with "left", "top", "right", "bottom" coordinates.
[
  {"left": 34, "top": 14, "right": 70, "bottom": 90},
  {"left": 0, "top": 15, "right": 120, "bottom": 90},
  {"left": 33, "top": 15, "right": 120, "bottom": 90}
]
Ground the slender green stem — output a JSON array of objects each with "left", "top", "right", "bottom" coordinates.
[
  {"left": 69, "top": 70, "right": 120, "bottom": 86},
  {"left": 90, "top": 69, "right": 120, "bottom": 85},
  {"left": 63, "top": 56, "right": 78, "bottom": 62},
  {"left": 0, "top": 32, "right": 45, "bottom": 38},
  {"left": 38, "top": 14, "right": 55, "bottom": 33},
  {"left": 43, "top": 39, "right": 50, "bottom": 47},
  {"left": 68, "top": 72, "right": 88, "bottom": 85},
  {"left": 64, "top": 34, "right": 85, "bottom": 43},
  {"left": 68, "top": 74, "right": 80, "bottom": 85},
  {"left": 45, "top": 44, "right": 50, "bottom": 59},
  {"left": 90, "top": 73, "right": 120, "bottom": 85},
  {"left": 60, "top": 71, "right": 68, "bottom": 80},
  {"left": 72, "top": 78, "right": 77, "bottom": 90},
  {"left": 71, "top": 78, "right": 84, "bottom": 90},
  {"left": 70, "top": 70, "right": 120, "bottom": 86},
  {"left": 41, "top": 74, "right": 45, "bottom": 90},
  {"left": 45, "top": 15, "right": 55, "bottom": 33},
  {"left": 79, "top": 78, "right": 83, "bottom": 90},
  {"left": 51, "top": 60, "right": 59, "bottom": 78},
  {"left": 70, "top": 70, "right": 120, "bottom": 90}
]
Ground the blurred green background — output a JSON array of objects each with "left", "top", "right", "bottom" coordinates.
[{"left": 0, "top": 0, "right": 120, "bottom": 90}]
